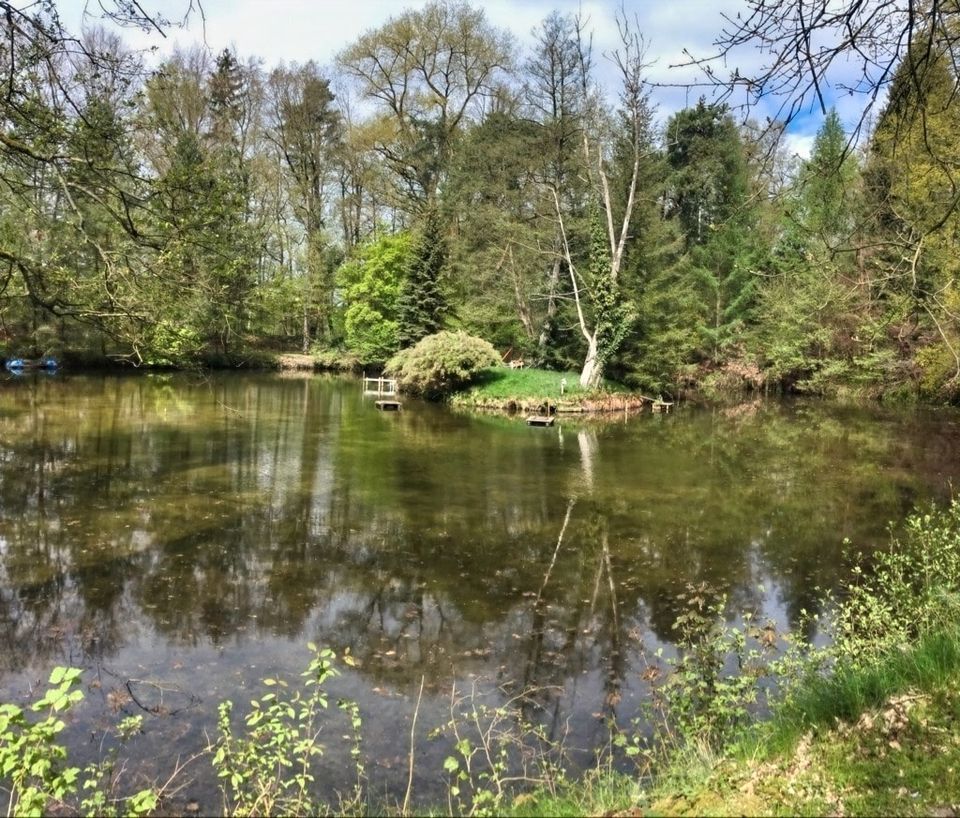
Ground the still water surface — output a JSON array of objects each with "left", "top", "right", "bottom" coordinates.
[{"left": 1, "top": 372, "right": 959, "bottom": 808}]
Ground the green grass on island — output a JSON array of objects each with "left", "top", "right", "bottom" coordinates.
[{"left": 451, "top": 366, "right": 631, "bottom": 411}]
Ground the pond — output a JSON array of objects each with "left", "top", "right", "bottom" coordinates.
[{"left": 1, "top": 372, "right": 959, "bottom": 810}]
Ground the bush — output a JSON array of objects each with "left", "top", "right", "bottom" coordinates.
[{"left": 386, "top": 331, "right": 501, "bottom": 399}]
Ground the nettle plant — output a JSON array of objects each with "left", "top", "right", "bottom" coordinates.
[
  {"left": 211, "top": 643, "right": 363, "bottom": 817},
  {"left": 0, "top": 667, "right": 158, "bottom": 818},
  {"left": 833, "top": 500, "right": 960, "bottom": 664},
  {"left": 652, "top": 583, "right": 780, "bottom": 750},
  {"left": 0, "top": 666, "right": 84, "bottom": 817},
  {"left": 434, "top": 681, "right": 566, "bottom": 817}
]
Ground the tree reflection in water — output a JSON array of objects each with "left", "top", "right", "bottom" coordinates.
[{"left": 0, "top": 373, "right": 957, "bottom": 802}]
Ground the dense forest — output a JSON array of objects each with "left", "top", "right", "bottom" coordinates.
[{"left": 2, "top": 0, "right": 959, "bottom": 400}]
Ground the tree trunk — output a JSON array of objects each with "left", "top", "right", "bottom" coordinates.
[
  {"left": 579, "top": 334, "right": 602, "bottom": 388},
  {"left": 301, "top": 302, "right": 310, "bottom": 353},
  {"left": 537, "top": 256, "right": 561, "bottom": 357}
]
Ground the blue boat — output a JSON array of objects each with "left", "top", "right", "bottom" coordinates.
[{"left": 5, "top": 357, "right": 58, "bottom": 373}]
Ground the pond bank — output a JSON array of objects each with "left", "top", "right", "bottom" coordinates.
[
  {"left": 450, "top": 391, "right": 661, "bottom": 415},
  {"left": 501, "top": 501, "right": 960, "bottom": 817}
]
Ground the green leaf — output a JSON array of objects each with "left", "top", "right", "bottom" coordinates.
[{"left": 443, "top": 756, "right": 460, "bottom": 773}]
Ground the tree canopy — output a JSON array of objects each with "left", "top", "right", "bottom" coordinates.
[{"left": 1, "top": 0, "right": 959, "bottom": 401}]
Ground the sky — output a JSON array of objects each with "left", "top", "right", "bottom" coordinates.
[{"left": 50, "top": 0, "right": 868, "bottom": 159}]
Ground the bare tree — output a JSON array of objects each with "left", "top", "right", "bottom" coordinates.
[
  {"left": 554, "top": 12, "right": 654, "bottom": 388},
  {"left": 675, "top": 0, "right": 958, "bottom": 143}
]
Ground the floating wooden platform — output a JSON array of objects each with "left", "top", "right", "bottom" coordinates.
[
  {"left": 651, "top": 400, "right": 674, "bottom": 413},
  {"left": 375, "top": 400, "right": 402, "bottom": 411},
  {"left": 526, "top": 415, "right": 555, "bottom": 427},
  {"left": 363, "top": 375, "right": 397, "bottom": 395}
]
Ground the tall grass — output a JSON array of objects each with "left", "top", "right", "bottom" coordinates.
[{"left": 752, "top": 624, "right": 960, "bottom": 758}]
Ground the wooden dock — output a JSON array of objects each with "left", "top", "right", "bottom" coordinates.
[
  {"left": 363, "top": 375, "right": 397, "bottom": 395},
  {"left": 375, "top": 400, "right": 402, "bottom": 411},
  {"left": 651, "top": 399, "right": 674, "bottom": 413},
  {"left": 526, "top": 415, "right": 555, "bottom": 427}
]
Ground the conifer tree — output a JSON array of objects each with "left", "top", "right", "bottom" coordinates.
[
  {"left": 865, "top": 35, "right": 960, "bottom": 394},
  {"left": 665, "top": 101, "right": 761, "bottom": 363},
  {"left": 396, "top": 206, "right": 448, "bottom": 348},
  {"left": 798, "top": 108, "right": 858, "bottom": 249}
]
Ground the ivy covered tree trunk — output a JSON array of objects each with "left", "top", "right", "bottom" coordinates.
[
  {"left": 578, "top": 209, "right": 634, "bottom": 389},
  {"left": 580, "top": 335, "right": 602, "bottom": 389}
]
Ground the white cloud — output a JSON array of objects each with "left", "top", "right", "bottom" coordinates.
[
  {"left": 51, "top": 0, "right": 876, "bottom": 143},
  {"left": 782, "top": 132, "right": 815, "bottom": 161}
]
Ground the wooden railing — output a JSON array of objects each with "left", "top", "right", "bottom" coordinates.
[{"left": 362, "top": 375, "right": 397, "bottom": 396}]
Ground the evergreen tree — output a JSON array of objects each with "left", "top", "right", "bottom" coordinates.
[
  {"left": 797, "top": 108, "right": 858, "bottom": 249},
  {"left": 864, "top": 33, "right": 960, "bottom": 396},
  {"left": 751, "top": 109, "right": 861, "bottom": 393},
  {"left": 664, "top": 101, "right": 761, "bottom": 363},
  {"left": 444, "top": 111, "right": 545, "bottom": 354},
  {"left": 207, "top": 49, "right": 245, "bottom": 151},
  {"left": 396, "top": 207, "right": 449, "bottom": 348}
]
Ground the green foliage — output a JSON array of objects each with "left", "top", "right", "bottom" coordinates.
[
  {"left": 796, "top": 108, "right": 859, "bottom": 249},
  {"left": 147, "top": 125, "right": 259, "bottom": 362},
  {"left": 397, "top": 206, "right": 449, "bottom": 348},
  {"left": 77, "top": 715, "right": 158, "bottom": 818},
  {"left": 665, "top": 100, "right": 750, "bottom": 249},
  {"left": 660, "top": 100, "right": 762, "bottom": 367},
  {"left": 386, "top": 330, "right": 501, "bottom": 399},
  {"left": 630, "top": 257, "right": 702, "bottom": 395},
  {"left": 309, "top": 345, "right": 362, "bottom": 372},
  {"left": 336, "top": 232, "right": 411, "bottom": 363},
  {"left": 444, "top": 111, "right": 547, "bottom": 355},
  {"left": 833, "top": 502, "right": 960, "bottom": 664},
  {"left": 588, "top": 209, "right": 635, "bottom": 368},
  {"left": 686, "top": 226, "right": 762, "bottom": 363},
  {"left": 3, "top": 2, "right": 960, "bottom": 398},
  {"left": 0, "top": 666, "right": 83, "bottom": 817},
  {"left": 336, "top": 0, "right": 512, "bottom": 206},
  {"left": 651, "top": 585, "right": 778, "bottom": 752},
  {"left": 0, "top": 668, "right": 157, "bottom": 818},
  {"left": 753, "top": 257, "right": 855, "bottom": 392},
  {"left": 211, "top": 643, "right": 360, "bottom": 817},
  {"left": 433, "top": 683, "right": 564, "bottom": 816}
]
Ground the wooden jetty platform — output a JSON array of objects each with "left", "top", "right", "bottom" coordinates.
[
  {"left": 526, "top": 415, "right": 555, "bottom": 427},
  {"left": 651, "top": 399, "right": 674, "bottom": 413},
  {"left": 363, "top": 374, "right": 397, "bottom": 395},
  {"left": 375, "top": 400, "right": 402, "bottom": 411}
]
